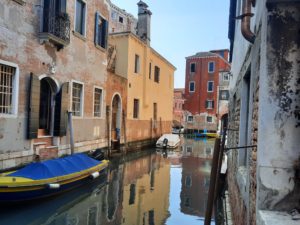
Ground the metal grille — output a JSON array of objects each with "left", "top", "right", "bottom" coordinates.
[
  {"left": 72, "top": 82, "right": 83, "bottom": 116},
  {"left": 0, "top": 64, "right": 15, "bottom": 114},
  {"left": 94, "top": 88, "right": 102, "bottom": 117}
]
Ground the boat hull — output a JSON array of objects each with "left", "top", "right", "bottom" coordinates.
[{"left": 0, "top": 168, "right": 107, "bottom": 203}]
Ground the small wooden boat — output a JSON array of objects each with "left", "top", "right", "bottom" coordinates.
[
  {"left": 194, "top": 132, "right": 219, "bottom": 138},
  {"left": 0, "top": 153, "right": 109, "bottom": 203},
  {"left": 156, "top": 134, "right": 181, "bottom": 149}
]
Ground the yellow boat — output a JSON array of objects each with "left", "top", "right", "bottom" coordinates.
[{"left": 0, "top": 153, "right": 109, "bottom": 202}]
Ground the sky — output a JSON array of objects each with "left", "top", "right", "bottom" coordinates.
[{"left": 111, "top": 0, "right": 230, "bottom": 88}]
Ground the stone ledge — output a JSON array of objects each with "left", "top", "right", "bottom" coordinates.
[{"left": 257, "top": 210, "right": 300, "bottom": 225}]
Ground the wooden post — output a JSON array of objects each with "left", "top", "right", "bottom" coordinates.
[
  {"left": 106, "top": 106, "right": 111, "bottom": 157},
  {"left": 67, "top": 111, "right": 74, "bottom": 155},
  {"left": 205, "top": 138, "right": 221, "bottom": 225}
]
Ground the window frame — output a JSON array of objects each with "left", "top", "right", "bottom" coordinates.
[
  {"left": 189, "top": 81, "right": 195, "bottom": 92},
  {"left": 71, "top": 80, "right": 84, "bottom": 117},
  {"left": 133, "top": 98, "right": 139, "bottom": 119},
  {"left": 208, "top": 61, "right": 215, "bottom": 73},
  {"left": 0, "top": 60, "right": 19, "bottom": 118},
  {"left": 207, "top": 81, "right": 214, "bottom": 92},
  {"left": 207, "top": 116, "right": 213, "bottom": 123},
  {"left": 149, "top": 62, "right": 152, "bottom": 79},
  {"left": 206, "top": 100, "right": 214, "bottom": 109},
  {"left": 74, "top": 0, "right": 87, "bottom": 37},
  {"left": 190, "top": 62, "right": 196, "bottom": 73},
  {"left": 93, "top": 86, "right": 103, "bottom": 118},
  {"left": 154, "top": 66, "right": 160, "bottom": 83},
  {"left": 223, "top": 73, "right": 230, "bottom": 81},
  {"left": 187, "top": 115, "right": 193, "bottom": 123},
  {"left": 95, "top": 12, "right": 108, "bottom": 49},
  {"left": 134, "top": 54, "right": 140, "bottom": 74}
]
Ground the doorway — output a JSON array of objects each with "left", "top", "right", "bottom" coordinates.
[
  {"left": 111, "top": 94, "right": 122, "bottom": 146},
  {"left": 39, "top": 77, "right": 57, "bottom": 136}
]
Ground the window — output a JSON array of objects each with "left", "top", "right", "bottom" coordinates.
[
  {"left": 207, "top": 116, "right": 213, "bottom": 123},
  {"left": 223, "top": 73, "right": 229, "bottom": 81},
  {"left": 0, "top": 62, "right": 18, "bottom": 115},
  {"left": 206, "top": 100, "right": 214, "bottom": 109},
  {"left": 154, "top": 66, "right": 160, "bottom": 83},
  {"left": 208, "top": 61, "right": 215, "bottom": 73},
  {"left": 186, "top": 146, "right": 193, "bottom": 153},
  {"left": 189, "top": 81, "right": 195, "bottom": 92},
  {"left": 220, "top": 90, "right": 229, "bottom": 100},
  {"left": 207, "top": 81, "right": 214, "bottom": 92},
  {"left": 75, "top": 0, "right": 86, "bottom": 36},
  {"left": 187, "top": 115, "right": 193, "bottom": 122},
  {"left": 190, "top": 63, "right": 196, "bottom": 73},
  {"left": 119, "top": 16, "right": 123, "bottom": 23},
  {"left": 153, "top": 103, "right": 157, "bottom": 121},
  {"left": 185, "top": 175, "right": 192, "bottom": 187},
  {"left": 94, "top": 88, "right": 102, "bottom": 117},
  {"left": 134, "top": 54, "right": 140, "bottom": 73},
  {"left": 129, "top": 183, "right": 136, "bottom": 205},
  {"left": 133, "top": 99, "right": 139, "bottom": 119},
  {"left": 95, "top": 12, "right": 108, "bottom": 49},
  {"left": 149, "top": 62, "right": 152, "bottom": 79},
  {"left": 72, "top": 82, "right": 83, "bottom": 116}
]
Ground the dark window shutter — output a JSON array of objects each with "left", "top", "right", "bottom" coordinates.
[
  {"left": 205, "top": 100, "right": 208, "bottom": 109},
  {"left": 212, "top": 100, "right": 215, "bottom": 109},
  {"left": 27, "top": 73, "right": 40, "bottom": 139},
  {"left": 95, "top": 12, "right": 99, "bottom": 45},
  {"left": 54, "top": 82, "right": 69, "bottom": 136},
  {"left": 103, "top": 19, "right": 108, "bottom": 48},
  {"left": 59, "top": 0, "right": 67, "bottom": 13}
]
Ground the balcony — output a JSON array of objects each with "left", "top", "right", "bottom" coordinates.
[{"left": 39, "top": 12, "right": 70, "bottom": 50}]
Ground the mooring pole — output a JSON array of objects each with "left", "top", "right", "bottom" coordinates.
[
  {"left": 205, "top": 138, "right": 221, "bottom": 225},
  {"left": 67, "top": 111, "right": 75, "bottom": 155}
]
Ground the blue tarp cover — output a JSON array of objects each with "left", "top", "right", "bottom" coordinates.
[{"left": 8, "top": 154, "right": 101, "bottom": 180}]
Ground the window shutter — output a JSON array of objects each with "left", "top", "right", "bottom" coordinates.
[
  {"left": 59, "top": 0, "right": 66, "bottom": 13},
  {"left": 212, "top": 100, "right": 215, "bottom": 109},
  {"left": 205, "top": 100, "right": 208, "bottom": 109},
  {"left": 54, "top": 82, "right": 69, "bottom": 136},
  {"left": 103, "top": 19, "right": 108, "bottom": 48},
  {"left": 94, "top": 12, "right": 99, "bottom": 46},
  {"left": 27, "top": 73, "right": 40, "bottom": 139}
]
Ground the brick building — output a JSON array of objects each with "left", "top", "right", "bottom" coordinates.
[
  {"left": 184, "top": 50, "right": 230, "bottom": 132},
  {"left": 226, "top": 0, "right": 300, "bottom": 224},
  {"left": 0, "top": 0, "right": 110, "bottom": 169}
]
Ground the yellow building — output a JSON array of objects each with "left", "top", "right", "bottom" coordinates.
[{"left": 109, "top": 32, "right": 176, "bottom": 144}]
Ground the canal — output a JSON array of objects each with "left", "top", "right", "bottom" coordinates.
[{"left": 0, "top": 137, "right": 215, "bottom": 225}]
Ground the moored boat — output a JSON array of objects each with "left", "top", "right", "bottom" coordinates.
[
  {"left": 156, "top": 134, "right": 181, "bottom": 149},
  {"left": 0, "top": 153, "right": 109, "bottom": 203}
]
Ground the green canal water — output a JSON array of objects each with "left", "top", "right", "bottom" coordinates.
[{"left": 0, "top": 137, "right": 215, "bottom": 225}]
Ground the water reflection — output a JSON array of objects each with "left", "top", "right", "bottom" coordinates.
[{"left": 0, "top": 138, "right": 215, "bottom": 225}]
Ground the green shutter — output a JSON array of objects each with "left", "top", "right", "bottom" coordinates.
[
  {"left": 54, "top": 82, "right": 69, "bottom": 136},
  {"left": 27, "top": 73, "right": 40, "bottom": 139}
]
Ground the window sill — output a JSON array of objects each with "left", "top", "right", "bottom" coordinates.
[
  {"left": 73, "top": 31, "right": 86, "bottom": 41},
  {"left": 95, "top": 45, "right": 106, "bottom": 52},
  {"left": 0, "top": 113, "right": 18, "bottom": 118},
  {"left": 12, "top": 0, "right": 25, "bottom": 5}
]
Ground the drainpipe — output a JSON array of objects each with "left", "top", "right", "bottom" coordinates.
[{"left": 241, "top": 0, "right": 256, "bottom": 44}]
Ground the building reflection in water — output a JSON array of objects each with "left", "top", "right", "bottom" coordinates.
[
  {"left": 180, "top": 138, "right": 214, "bottom": 217},
  {"left": 5, "top": 151, "right": 170, "bottom": 225}
]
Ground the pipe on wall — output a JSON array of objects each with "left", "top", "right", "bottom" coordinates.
[{"left": 241, "top": 0, "right": 256, "bottom": 44}]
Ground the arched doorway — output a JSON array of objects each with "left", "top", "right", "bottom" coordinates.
[
  {"left": 39, "top": 77, "right": 58, "bottom": 136},
  {"left": 111, "top": 94, "right": 122, "bottom": 148}
]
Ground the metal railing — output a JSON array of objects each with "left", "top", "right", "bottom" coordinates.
[{"left": 42, "top": 12, "right": 70, "bottom": 44}]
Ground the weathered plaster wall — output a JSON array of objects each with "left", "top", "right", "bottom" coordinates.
[{"left": 0, "top": 0, "right": 109, "bottom": 169}]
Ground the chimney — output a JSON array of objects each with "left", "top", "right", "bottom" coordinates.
[{"left": 137, "top": 1, "right": 152, "bottom": 45}]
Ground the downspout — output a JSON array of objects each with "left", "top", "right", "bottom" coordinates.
[{"left": 241, "top": 0, "right": 256, "bottom": 44}]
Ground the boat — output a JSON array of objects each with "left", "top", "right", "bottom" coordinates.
[
  {"left": 194, "top": 132, "right": 219, "bottom": 138},
  {"left": 0, "top": 153, "right": 109, "bottom": 203},
  {"left": 172, "top": 126, "right": 185, "bottom": 134},
  {"left": 156, "top": 134, "right": 181, "bottom": 149}
]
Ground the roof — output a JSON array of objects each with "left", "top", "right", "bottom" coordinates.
[{"left": 186, "top": 51, "right": 218, "bottom": 59}]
